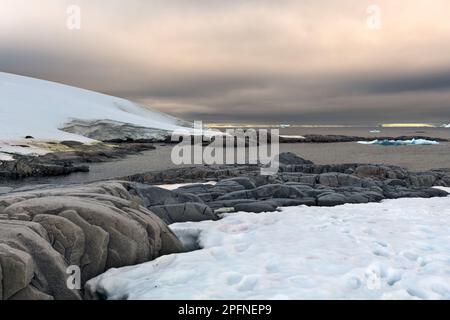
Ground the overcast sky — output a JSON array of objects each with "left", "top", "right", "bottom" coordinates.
[{"left": 1, "top": 0, "right": 450, "bottom": 124}]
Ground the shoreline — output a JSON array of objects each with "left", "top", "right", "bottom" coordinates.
[{"left": 1, "top": 134, "right": 448, "bottom": 184}]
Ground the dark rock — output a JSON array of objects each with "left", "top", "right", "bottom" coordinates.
[
  {"left": 254, "top": 184, "right": 305, "bottom": 199},
  {"left": 216, "top": 190, "right": 256, "bottom": 201},
  {"left": 234, "top": 201, "right": 278, "bottom": 213},
  {"left": 317, "top": 193, "right": 348, "bottom": 206},
  {"left": 212, "top": 180, "right": 246, "bottom": 193},
  {"left": 130, "top": 184, "right": 203, "bottom": 208},
  {"left": 208, "top": 199, "right": 258, "bottom": 210},
  {"left": 149, "top": 202, "right": 218, "bottom": 224},
  {"left": 219, "top": 177, "right": 256, "bottom": 190},
  {"left": 409, "top": 174, "right": 437, "bottom": 188},
  {"left": 278, "top": 152, "right": 314, "bottom": 165},
  {"left": 175, "top": 184, "right": 215, "bottom": 194},
  {"left": 60, "top": 141, "right": 84, "bottom": 148},
  {"left": 270, "top": 198, "right": 317, "bottom": 207}
]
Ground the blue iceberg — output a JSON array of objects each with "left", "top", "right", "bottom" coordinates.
[{"left": 358, "top": 138, "right": 439, "bottom": 146}]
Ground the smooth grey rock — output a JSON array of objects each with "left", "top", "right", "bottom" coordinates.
[
  {"left": 218, "top": 177, "right": 256, "bottom": 190},
  {"left": 149, "top": 203, "right": 218, "bottom": 224},
  {"left": 278, "top": 152, "right": 314, "bottom": 165},
  {"left": 216, "top": 190, "right": 256, "bottom": 201},
  {"left": 270, "top": 198, "right": 317, "bottom": 207},
  {"left": 131, "top": 184, "right": 203, "bottom": 208},
  {"left": 234, "top": 201, "right": 278, "bottom": 213},
  {"left": 385, "top": 179, "right": 407, "bottom": 187},
  {"left": 61, "top": 119, "right": 187, "bottom": 142},
  {"left": 254, "top": 184, "right": 305, "bottom": 199},
  {"left": 409, "top": 174, "right": 437, "bottom": 188},
  {"left": 0, "top": 187, "right": 13, "bottom": 195},
  {"left": 318, "top": 173, "right": 362, "bottom": 187},
  {"left": 208, "top": 199, "right": 258, "bottom": 210},
  {"left": 317, "top": 193, "right": 348, "bottom": 206},
  {"left": 0, "top": 181, "right": 184, "bottom": 300}
]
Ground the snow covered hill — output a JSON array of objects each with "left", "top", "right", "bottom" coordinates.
[{"left": 0, "top": 72, "right": 192, "bottom": 158}]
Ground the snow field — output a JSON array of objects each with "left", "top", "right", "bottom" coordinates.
[{"left": 87, "top": 190, "right": 450, "bottom": 300}]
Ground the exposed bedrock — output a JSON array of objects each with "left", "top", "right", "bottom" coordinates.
[
  {"left": 0, "top": 142, "right": 156, "bottom": 180},
  {"left": 61, "top": 119, "right": 184, "bottom": 143},
  {"left": 124, "top": 152, "right": 450, "bottom": 215},
  {"left": 279, "top": 134, "right": 449, "bottom": 143},
  {"left": 0, "top": 182, "right": 184, "bottom": 300}
]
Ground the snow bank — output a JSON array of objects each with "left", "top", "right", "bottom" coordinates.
[
  {"left": 358, "top": 139, "right": 439, "bottom": 146},
  {"left": 0, "top": 72, "right": 190, "bottom": 145},
  {"left": 279, "top": 135, "right": 306, "bottom": 139},
  {"left": 87, "top": 192, "right": 450, "bottom": 300},
  {"left": 157, "top": 182, "right": 217, "bottom": 191}
]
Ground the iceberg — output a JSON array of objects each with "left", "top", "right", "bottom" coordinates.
[{"left": 357, "top": 138, "right": 439, "bottom": 146}]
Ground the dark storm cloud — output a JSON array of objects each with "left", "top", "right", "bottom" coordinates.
[
  {"left": 1, "top": 0, "right": 450, "bottom": 124},
  {"left": 351, "top": 71, "right": 450, "bottom": 94}
]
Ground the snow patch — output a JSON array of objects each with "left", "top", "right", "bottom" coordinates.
[
  {"left": 358, "top": 139, "right": 439, "bottom": 146},
  {"left": 87, "top": 195, "right": 450, "bottom": 300},
  {"left": 157, "top": 182, "right": 217, "bottom": 191},
  {"left": 279, "top": 135, "right": 306, "bottom": 139}
]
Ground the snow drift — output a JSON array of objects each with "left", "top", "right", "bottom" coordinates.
[
  {"left": 358, "top": 139, "right": 439, "bottom": 146},
  {"left": 87, "top": 190, "right": 450, "bottom": 300}
]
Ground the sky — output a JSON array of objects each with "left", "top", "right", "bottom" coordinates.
[{"left": 1, "top": 0, "right": 450, "bottom": 124}]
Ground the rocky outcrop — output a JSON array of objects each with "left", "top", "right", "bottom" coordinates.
[
  {"left": 61, "top": 119, "right": 188, "bottom": 143},
  {"left": 149, "top": 203, "right": 218, "bottom": 224},
  {"left": 0, "top": 156, "right": 89, "bottom": 180},
  {"left": 0, "top": 182, "right": 184, "bottom": 300},
  {"left": 123, "top": 152, "right": 450, "bottom": 214},
  {"left": 0, "top": 142, "right": 156, "bottom": 181},
  {"left": 280, "top": 134, "right": 448, "bottom": 143}
]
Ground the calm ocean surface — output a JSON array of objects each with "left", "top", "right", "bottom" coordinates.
[{"left": 3, "top": 126, "right": 450, "bottom": 187}]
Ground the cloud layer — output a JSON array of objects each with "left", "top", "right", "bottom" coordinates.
[{"left": 1, "top": 0, "right": 450, "bottom": 123}]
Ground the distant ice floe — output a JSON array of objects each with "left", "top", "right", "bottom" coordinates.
[{"left": 358, "top": 139, "right": 439, "bottom": 146}]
